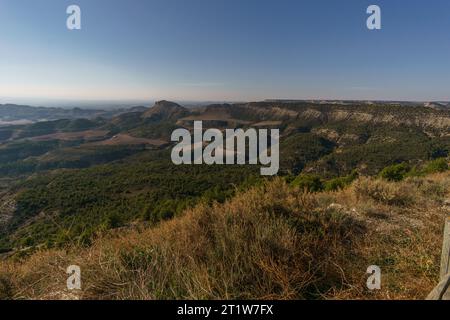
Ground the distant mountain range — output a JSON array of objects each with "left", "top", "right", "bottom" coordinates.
[
  {"left": 1, "top": 100, "right": 448, "bottom": 125},
  {"left": 0, "top": 104, "right": 149, "bottom": 124},
  {"left": 266, "top": 99, "right": 450, "bottom": 108}
]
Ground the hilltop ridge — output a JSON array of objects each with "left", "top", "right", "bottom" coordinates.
[{"left": 142, "top": 100, "right": 189, "bottom": 120}]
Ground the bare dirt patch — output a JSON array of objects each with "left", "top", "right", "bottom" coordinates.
[
  {"left": 29, "top": 130, "right": 109, "bottom": 142},
  {"left": 86, "top": 134, "right": 167, "bottom": 146},
  {"left": 252, "top": 120, "right": 283, "bottom": 127}
]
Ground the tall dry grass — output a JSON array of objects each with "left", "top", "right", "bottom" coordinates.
[{"left": 0, "top": 172, "right": 449, "bottom": 300}]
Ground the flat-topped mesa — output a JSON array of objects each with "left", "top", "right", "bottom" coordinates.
[{"left": 142, "top": 100, "right": 189, "bottom": 121}]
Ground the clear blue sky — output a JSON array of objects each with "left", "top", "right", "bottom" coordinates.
[{"left": 1, "top": 0, "right": 450, "bottom": 104}]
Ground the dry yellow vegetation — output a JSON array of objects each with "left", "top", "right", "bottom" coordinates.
[{"left": 0, "top": 171, "right": 449, "bottom": 300}]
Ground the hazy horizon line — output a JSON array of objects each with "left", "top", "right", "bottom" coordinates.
[{"left": 1, "top": 96, "right": 449, "bottom": 110}]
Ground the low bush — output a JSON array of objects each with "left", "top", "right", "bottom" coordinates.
[
  {"left": 379, "top": 163, "right": 410, "bottom": 182},
  {"left": 353, "top": 177, "right": 416, "bottom": 206},
  {"left": 422, "top": 158, "right": 448, "bottom": 174},
  {"left": 291, "top": 174, "right": 324, "bottom": 192},
  {"left": 324, "top": 170, "right": 358, "bottom": 191}
]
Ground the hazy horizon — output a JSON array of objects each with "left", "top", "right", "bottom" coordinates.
[{"left": 1, "top": 96, "right": 449, "bottom": 111}]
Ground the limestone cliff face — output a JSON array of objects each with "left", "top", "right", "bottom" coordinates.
[
  {"left": 326, "top": 109, "right": 450, "bottom": 133},
  {"left": 237, "top": 103, "right": 450, "bottom": 135},
  {"left": 132, "top": 100, "right": 450, "bottom": 135}
]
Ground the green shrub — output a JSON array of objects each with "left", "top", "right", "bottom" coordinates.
[
  {"left": 422, "top": 158, "right": 448, "bottom": 174},
  {"left": 103, "top": 213, "right": 123, "bottom": 229},
  {"left": 291, "top": 174, "right": 324, "bottom": 192},
  {"left": 379, "top": 163, "right": 410, "bottom": 182},
  {"left": 324, "top": 170, "right": 358, "bottom": 191}
]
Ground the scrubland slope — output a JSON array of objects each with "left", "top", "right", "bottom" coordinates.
[{"left": 0, "top": 171, "right": 448, "bottom": 300}]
